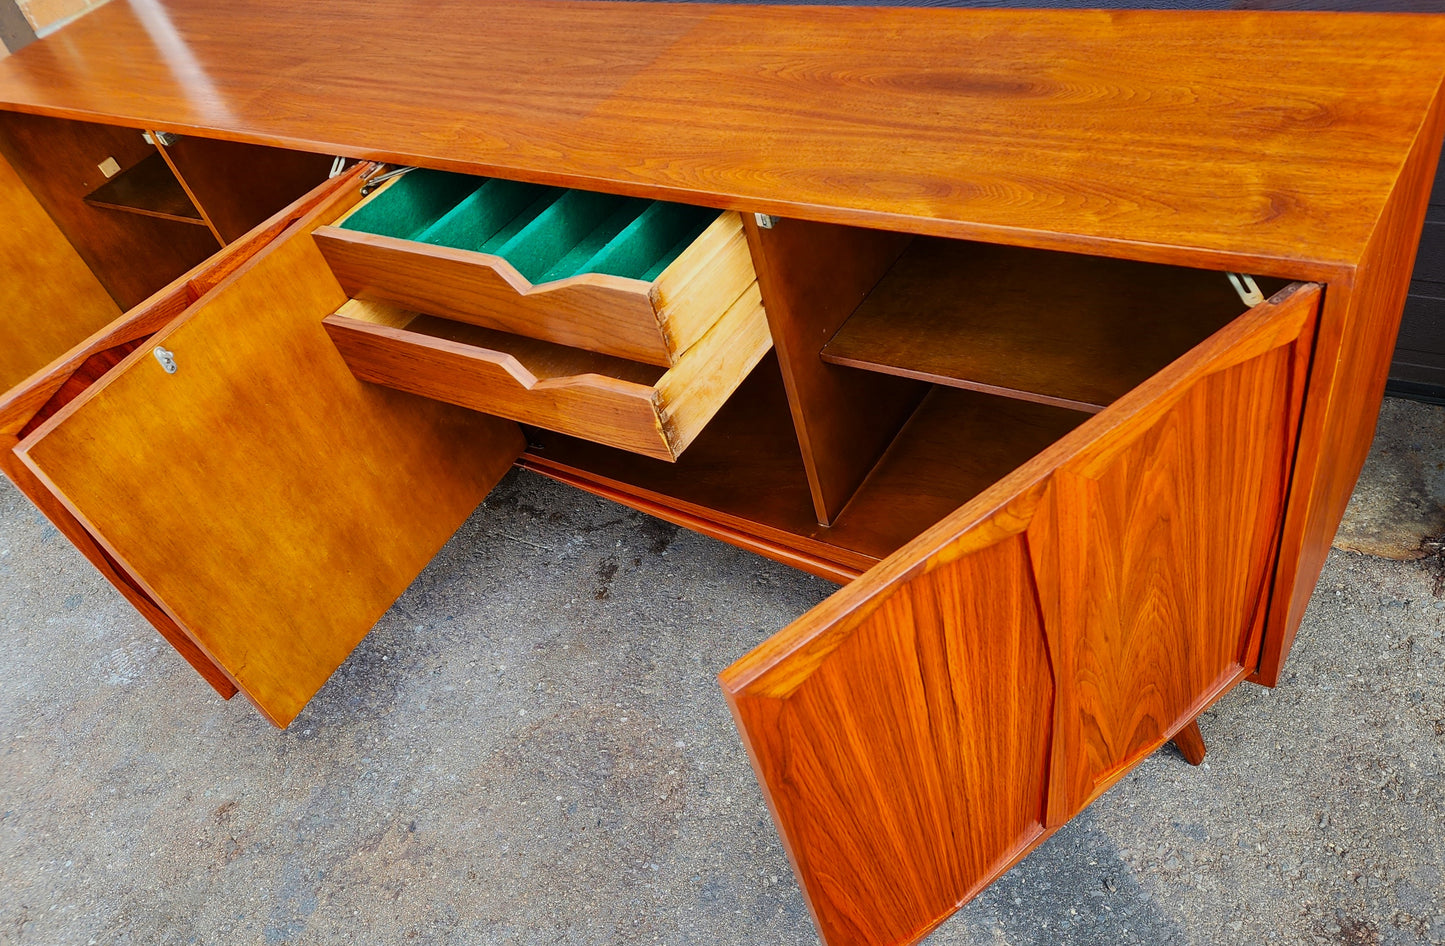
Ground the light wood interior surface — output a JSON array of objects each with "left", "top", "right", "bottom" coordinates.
[
  {"left": 0, "top": 150, "right": 121, "bottom": 393},
  {"left": 16, "top": 181, "right": 524, "bottom": 727},
  {"left": 822, "top": 238, "right": 1275, "bottom": 413}
]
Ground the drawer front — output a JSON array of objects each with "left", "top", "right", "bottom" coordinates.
[
  {"left": 721, "top": 282, "right": 1320, "bottom": 946},
  {"left": 312, "top": 170, "right": 757, "bottom": 366},
  {"left": 322, "top": 282, "right": 771, "bottom": 462},
  {"left": 13, "top": 169, "right": 525, "bottom": 728}
]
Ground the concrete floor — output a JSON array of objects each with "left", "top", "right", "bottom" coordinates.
[{"left": 1, "top": 398, "right": 1443, "bottom": 946}]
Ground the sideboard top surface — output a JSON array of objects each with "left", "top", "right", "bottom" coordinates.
[{"left": 2, "top": 0, "right": 1443, "bottom": 272}]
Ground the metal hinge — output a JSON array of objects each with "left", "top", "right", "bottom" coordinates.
[
  {"left": 753, "top": 213, "right": 779, "bottom": 229},
  {"left": 1226, "top": 272, "right": 1265, "bottom": 308},
  {"left": 143, "top": 130, "right": 179, "bottom": 148},
  {"left": 361, "top": 165, "right": 417, "bottom": 195}
]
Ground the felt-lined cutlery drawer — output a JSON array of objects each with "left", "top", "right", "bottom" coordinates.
[{"left": 312, "top": 170, "right": 758, "bottom": 367}]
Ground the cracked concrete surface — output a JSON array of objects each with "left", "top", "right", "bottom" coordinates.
[{"left": 1, "top": 398, "right": 1443, "bottom": 946}]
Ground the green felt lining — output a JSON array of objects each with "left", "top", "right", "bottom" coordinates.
[
  {"left": 341, "top": 169, "right": 716, "bottom": 284},
  {"left": 342, "top": 170, "right": 480, "bottom": 240},
  {"left": 585, "top": 201, "right": 715, "bottom": 281}
]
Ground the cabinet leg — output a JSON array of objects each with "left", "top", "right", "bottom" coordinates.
[{"left": 1171, "top": 719, "right": 1207, "bottom": 765}]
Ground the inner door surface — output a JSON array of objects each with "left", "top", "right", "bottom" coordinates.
[
  {"left": 15, "top": 180, "right": 525, "bottom": 728},
  {"left": 722, "top": 282, "right": 1320, "bottom": 946}
]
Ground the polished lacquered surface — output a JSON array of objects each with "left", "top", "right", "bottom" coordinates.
[{"left": 0, "top": 0, "right": 1442, "bottom": 271}]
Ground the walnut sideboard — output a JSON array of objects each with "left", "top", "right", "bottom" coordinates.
[{"left": 1, "top": 3, "right": 1442, "bottom": 944}]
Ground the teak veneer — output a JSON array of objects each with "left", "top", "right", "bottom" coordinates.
[{"left": 0, "top": 4, "right": 1442, "bottom": 945}]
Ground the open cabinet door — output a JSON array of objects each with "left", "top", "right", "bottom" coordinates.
[
  {"left": 14, "top": 179, "right": 525, "bottom": 728},
  {"left": 721, "top": 282, "right": 1320, "bottom": 946}
]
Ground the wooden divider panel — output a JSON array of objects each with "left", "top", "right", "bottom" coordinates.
[
  {"left": 723, "top": 283, "right": 1319, "bottom": 946},
  {"left": 743, "top": 215, "right": 925, "bottom": 525},
  {"left": 0, "top": 151, "right": 120, "bottom": 393},
  {"left": 14, "top": 189, "right": 525, "bottom": 728}
]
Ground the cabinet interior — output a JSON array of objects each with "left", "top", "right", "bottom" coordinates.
[
  {"left": 822, "top": 236, "right": 1287, "bottom": 414},
  {"left": 82, "top": 150, "right": 208, "bottom": 227},
  {"left": 4, "top": 155, "right": 1297, "bottom": 583},
  {"left": 526, "top": 217, "right": 1293, "bottom": 576}
]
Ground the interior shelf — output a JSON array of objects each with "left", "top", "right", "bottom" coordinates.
[
  {"left": 821, "top": 238, "right": 1276, "bottom": 413},
  {"left": 82, "top": 152, "right": 206, "bottom": 226},
  {"left": 521, "top": 356, "right": 1085, "bottom": 572}
]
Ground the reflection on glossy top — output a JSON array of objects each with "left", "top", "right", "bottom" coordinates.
[{"left": 1, "top": 0, "right": 1443, "bottom": 270}]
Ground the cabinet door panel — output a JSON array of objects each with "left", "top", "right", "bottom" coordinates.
[
  {"left": 722, "top": 283, "right": 1319, "bottom": 946},
  {"left": 15, "top": 183, "right": 525, "bottom": 728}
]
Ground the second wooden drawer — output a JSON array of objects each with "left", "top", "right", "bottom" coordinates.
[{"left": 322, "top": 283, "right": 770, "bottom": 462}]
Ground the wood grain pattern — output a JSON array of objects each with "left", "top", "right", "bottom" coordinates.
[
  {"left": 821, "top": 238, "right": 1268, "bottom": 413},
  {"left": 158, "top": 134, "right": 333, "bottom": 244},
  {"left": 324, "top": 282, "right": 769, "bottom": 462},
  {"left": 0, "top": 168, "right": 363, "bottom": 701},
  {"left": 0, "top": 110, "right": 220, "bottom": 308},
  {"left": 722, "top": 283, "right": 1318, "bottom": 946},
  {"left": 743, "top": 215, "right": 925, "bottom": 524},
  {"left": 314, "top": 209, "right": 754, "bottom": 367},
  {"left": 0, "top": 149, "right": 120, "bottom": 394},
  {"left": 727, "top": 531, "right": 1054, "bottom": 946},
  {"left": 1030, "top": 285, "right": 1316, "bottom": 824},
  {"left": 1172, "top": 720, "right": 1206, "bottom": 767},
  {"left": 1257, "top": 84, "right": 1445, "bottom": 686},
  {"left": 0, "top": 2, "right": 1440, "bottom": 277},
  {"left": 15, "top": 180, "right": 524, "bottom": 727}
]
